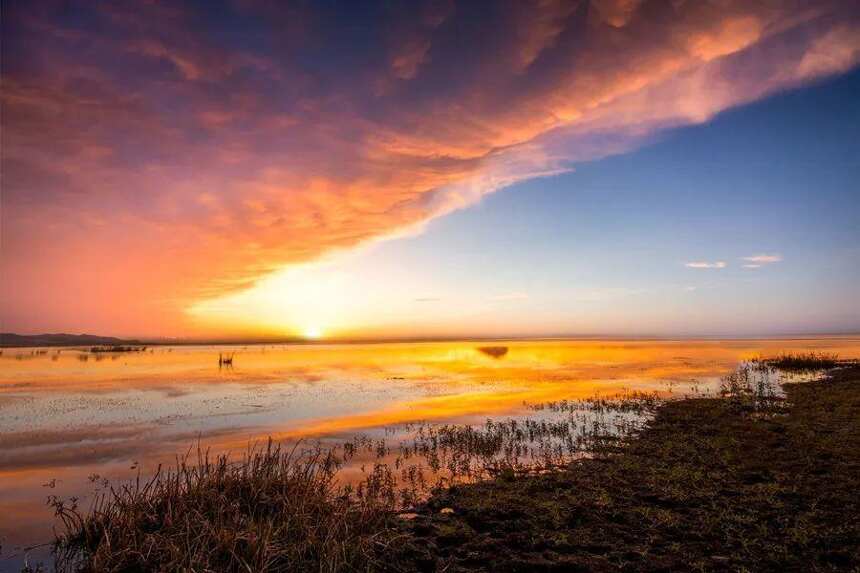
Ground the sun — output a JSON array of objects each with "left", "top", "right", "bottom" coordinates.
[{"left": 303, "top": 325, "right": 323, "bottom": 340}]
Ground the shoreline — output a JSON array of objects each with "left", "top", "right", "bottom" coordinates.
[{"left": 4, "top": 333, "right": 860, "bottom": 349}]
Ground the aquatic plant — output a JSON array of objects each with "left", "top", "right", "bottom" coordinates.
[
  {"left": 219, "top": 352, "right": 234, "bottom": 366},
  {"left": 88, "top": 346, "right": 147, "bottom": 354},
  {"left": 757, "top": 351, "right": 840, "bottom": 372},
  {"left": 719, "top": 363, "right": 783, "bottom": 414}
]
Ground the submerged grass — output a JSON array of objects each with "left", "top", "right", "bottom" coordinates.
[
  {"left": 719, "top": 362, "right": 783, "bottom": 414},
  {"left": 757, "top": 351, "right": 841, "bottom": 371},
  {"left": 88, "top": 346, "right": 147, "bottom": 354}
]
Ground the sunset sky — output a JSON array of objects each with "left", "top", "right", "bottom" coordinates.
[{"left": 2, "top": 0, "right": 859, "bottom": 340}]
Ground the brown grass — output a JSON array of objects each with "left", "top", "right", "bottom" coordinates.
[
  {"left": 50, "top": 442, "right": 402, "bottom": 572},
  {"left": 88, "top": 346, "right": 147, "bottom": 353},
  {"left": 757, "top": 351, "right": 841, "bottom": 371}
]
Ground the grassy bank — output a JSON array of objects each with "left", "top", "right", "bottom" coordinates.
[
  {"left": 391, "top": 363, "right": 860, "bottom": 572},
  {"left": 42, "top": 358, "right": 860, "bottom": 572}
]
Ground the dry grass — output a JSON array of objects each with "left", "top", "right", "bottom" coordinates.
[
  {"left": 758, "top": 351, "right": 841, "bottom": 371},
  {"left": 50, "top": 442, "right": 402, "bottom": 573},
  {"left": 88, "top": 346, "right": 146, "bottom": 353}
]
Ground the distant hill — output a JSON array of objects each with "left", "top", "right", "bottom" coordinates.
[{"left": 0, "top": 333, "right": 141, "bottom": 347}]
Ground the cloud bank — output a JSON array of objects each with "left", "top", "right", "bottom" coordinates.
[{"left": 2, "top": 0, "right": 859, "bottom": 334}]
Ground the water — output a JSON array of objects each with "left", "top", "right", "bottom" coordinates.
[{"left": 2, "top": 338, "right": 858, "bottom": 571}]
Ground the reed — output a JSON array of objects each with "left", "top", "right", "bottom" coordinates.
[
  {"left": 758, "top": 351, "right": 840, "bottom": 371},
  {"left": 88, "top": 346, "right": 146, "bottom": 353}
]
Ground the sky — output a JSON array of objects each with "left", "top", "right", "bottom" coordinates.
[{"left": 2, "top": 0, "right": 859, "bottom": 340}]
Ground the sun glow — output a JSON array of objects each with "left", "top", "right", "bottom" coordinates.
[
  {"left": 303, "top": 325, "right": 323, "bottom": 340},
  {"left": 184, "top": 250, "right": 451, "bottom": 339}
]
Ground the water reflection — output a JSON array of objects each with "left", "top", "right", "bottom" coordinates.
[
  {"left": 477, "top": 345, "right": 509, "bottom": 358},
  {"left": 1, "top": 338, "right": 859, "bottom": 569}
]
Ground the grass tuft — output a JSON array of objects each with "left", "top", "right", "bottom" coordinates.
[
  {"left": 51, "top": 442, "right": 401, "bottom": 573},
  {"left": 758, "top": 351, "right": 840, "bottom": 372},
  {"left": 88, "top": 346, "right": 146, "bottom": 353}
]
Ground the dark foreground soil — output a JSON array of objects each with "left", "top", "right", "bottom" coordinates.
[{"left": 387, "top": 366, "right": 860, "bottom": 572}]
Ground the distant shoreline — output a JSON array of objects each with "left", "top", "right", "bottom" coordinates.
[
  {"left": 3, "top": 331, "right": 860, "bottom": 348},
  {"left": 0, "top": 333, "right": 143, "bottom": 348}
]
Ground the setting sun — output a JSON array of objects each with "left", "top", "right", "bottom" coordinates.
[{"left": 303, "top": 326, "right": 323, "bottom": 340}]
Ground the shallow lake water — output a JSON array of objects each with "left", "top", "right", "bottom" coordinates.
[{"left": 2, "top": 338, "right": 859, "bottom": 571}]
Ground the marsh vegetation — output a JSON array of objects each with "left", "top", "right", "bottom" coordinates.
[
  {"left": 757, "top": 351, "right": 841, "bottom": 371},
  {"left": 43, "top": 382, "right": 668, "bottom": 572},
  {"left": 32, "top": 353, "right": 860, "bottom": 572},
  {"left": 87, "top": 346, "right": 147, "bottom": 354}
]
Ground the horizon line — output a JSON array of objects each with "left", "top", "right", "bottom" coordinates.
[{"left": 3, "top": 330, "right": 860, "bottom": 348}]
